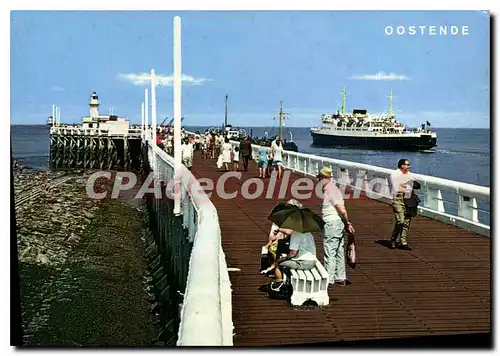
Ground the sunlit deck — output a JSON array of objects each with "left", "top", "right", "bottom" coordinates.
[{"left": 190, "top": 152, "right": 490, "bottom": 346}]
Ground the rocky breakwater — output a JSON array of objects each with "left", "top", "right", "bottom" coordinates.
[
  {"left": 14, "top": 161, "right": 156, "bottom": 346},
  {"left": 14, "top": 166, "right": 102, "bottom": 267}
]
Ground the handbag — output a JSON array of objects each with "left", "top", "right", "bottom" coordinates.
[
  {"left": 404, "top": 193, "right": 421, "bottom": 217},
  {"left": 268, "top": 281, "right": 293, "bottom": 300},
  {"left": 346, "top": 231, "right": 356, "bottom": 269}
]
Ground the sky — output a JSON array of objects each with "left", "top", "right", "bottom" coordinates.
[{"left": 10, "top": 10, "right": 490, "bottom": 128}]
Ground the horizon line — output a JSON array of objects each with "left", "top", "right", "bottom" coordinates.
[{"left": 9, "top": 123, "right": 491, "bottom": 130}]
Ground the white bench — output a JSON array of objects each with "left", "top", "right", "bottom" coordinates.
[{"left": 287, "top": 259, "right": 329, "bottom": 306}]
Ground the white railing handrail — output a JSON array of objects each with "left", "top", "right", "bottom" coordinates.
[
  {"left": 236, "top": 142, "right": 489, "bottom": 198},
  {"left": 147, "top": 142, "right": 233, "bottom": 346},
  {"left": 280, "top": 149, "right": 489, "bottom": 201},
  {"left": 231, "top": 140, "right": 490, "bottom": 236}
]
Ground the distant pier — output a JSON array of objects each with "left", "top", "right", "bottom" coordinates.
[
  {"left": 48, "top": 91, "right": 144, "bottom": 171},
  {"left": 49, "top": 125, "right": 143, "bottom": 170}
]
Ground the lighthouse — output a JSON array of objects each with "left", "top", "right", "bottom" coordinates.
[{"left": 89, "top": 92, "right": 100, "bottom": 118}]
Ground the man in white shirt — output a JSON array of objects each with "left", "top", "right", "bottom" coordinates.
[
  {"left": 181, "top": 138, "right": 194, "bottom": 170},
  {"left": 389, "top": 159, "right": 418, "bottom": 250},
  {"left": 318, "top": 166, "right": 355, "bottom": 286}
]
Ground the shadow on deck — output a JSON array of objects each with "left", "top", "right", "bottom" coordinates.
[{"left": 189, "top": 152, "right": 491, "bottom": 347}]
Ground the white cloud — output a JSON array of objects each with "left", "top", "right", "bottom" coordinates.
[
  {"left": 117, "top": 72, "right": 212, "bottom": 87},
  {"left": 51, "top": 86, "right": 65, "bottom": 91},
  {"left": 349, "top": 72, "right": 411, "bottom": 81}
]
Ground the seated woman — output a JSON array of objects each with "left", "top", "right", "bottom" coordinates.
[
  {"left": 260, "top": 199, "right": 302, "bottom": 275},
  {"left": 260, "top": 222, "right": 287, "bottom": 275}
]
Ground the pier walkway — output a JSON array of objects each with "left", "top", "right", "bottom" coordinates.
[{"left": 189, "top": 151, "right": 490, "bottom": 346}]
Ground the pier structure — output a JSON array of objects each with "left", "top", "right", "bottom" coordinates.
[
  {"left": 162, "top": 141, "right": 490, "bottom": 346},
  {"left": 49, "top": 92, "right": 143, "bottom": 170},
  {"left": 141, "top": 134, "right": 490, "bottom": 346},
  {"left": 137, "top": 16, "right": 490, "bottom": 347}
]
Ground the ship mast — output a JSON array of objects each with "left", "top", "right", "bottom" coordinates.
[
  {"left": 341, "top": 87, "right": 347, "bottom": 115},
  {"left": 389, "top": 88, "right": 394, "bottom": 117},
  {"left": 278, "top": 100, "right": 289, "bottom": 140},
  {"left": 224, "top": 93, "right": 228, "bottom": 127}
]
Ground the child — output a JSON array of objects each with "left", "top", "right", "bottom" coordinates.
[
  {"left": 260, "top": 223, "right": 286, "bottom": 275},
  {"left": 233, "top": 146, "right": 240, "bottom": 171},
  {"left": 258, "top": 146, "right": 269, "bottom": 178},
  {"left": 267, "top": 149, "right": 274, "bottom": 176}
]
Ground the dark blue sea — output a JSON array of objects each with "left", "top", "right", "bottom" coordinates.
[{"left": 11, "top": 125, "right": 490, "bottom": 188}]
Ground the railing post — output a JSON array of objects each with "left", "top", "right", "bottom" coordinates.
[
  {"left": 351, "top": 170, "right": 365, "bottom": 199},
  {"left": 423, "top": 186, "right": 445, "bottom": 213},
  {"left": 458, "top": 195, "right": 479, "bottom": 222},
  {"left": 338, "top": 167, "right": 350, "bottom": 186}
]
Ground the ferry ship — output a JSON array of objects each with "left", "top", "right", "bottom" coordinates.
[{"left": 310, "top": 89, "right": 437, "bottom": 151}]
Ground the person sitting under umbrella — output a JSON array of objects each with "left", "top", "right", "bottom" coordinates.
[
  {"left": 267, "top": 201, "right": 324, "bottom": 285},
  {"left": 260, "top": 199, "right": 299, "bottom": 275}
]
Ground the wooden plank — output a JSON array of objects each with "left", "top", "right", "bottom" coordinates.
[{"left": 189, "top": 151, "right": 491, "bottom": 346}]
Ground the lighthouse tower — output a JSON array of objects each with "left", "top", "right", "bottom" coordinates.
[{"left": 89, "top": 92, "right": 100, "bottom": 118}]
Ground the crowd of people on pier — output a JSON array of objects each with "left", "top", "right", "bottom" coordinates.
[{"left": 154, "top": 125, "right": 289, "bottom": 180}]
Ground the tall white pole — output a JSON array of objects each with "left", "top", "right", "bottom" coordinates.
[
  {"left": 144, "top": 88, "right": 149, "bottom": 140},
  {"left": 151, "top": 69, "right": 157, "bottom": 174},
  {"left": 57, "top": 106, "right": 60, "bottom": 126},
  {"left": 151, "top": 69, "right": 157, "bottom": 140},
  {"left": 52, "top": 104, "right": 55, "bottom": 126},
  {"left": 141, "top": 102, "right": 145, "bottom": 141},
  {"left": 173, "top": 16, "right": 182, "bottom": 215}
]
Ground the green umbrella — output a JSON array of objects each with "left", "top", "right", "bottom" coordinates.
[{"left": 268, "top": 203, "right": 325, "bottom": 233}]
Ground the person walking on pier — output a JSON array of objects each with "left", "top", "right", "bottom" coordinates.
[
  {"left": 209, "top": 132, "right": 216, "bottom": 159},
  {"left": 233, "top": 146, "right": 240, "bottom": 171},
  {"left": 221, "top": 138, "right": 233, "bottom": 172},
  {"left": 318, "top": 167, "right": 354, "bottom": 286},
  {"left": 257, "top": 146, "right": 270, "bottom": 178},
  {"left": 271, "top": 138, "right": 284, "bottom": 179},
  {"left": 181, "top": 137, "right": 194, "bottom": 170},
  {"left": 390, "top": 159, "right": 420, "bottom": 250},
  {"left": 239, "top": 135, "right": 252, "bottom": 172},
  {"left": 156, "top": 130, "right": 165, "bottom": 150}
]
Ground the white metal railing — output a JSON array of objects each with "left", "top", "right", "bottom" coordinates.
[
  {"left": 146, "top": 141, "right": 233, "bottom": 346},
  {"left": 230, "top": 141, "right": 490, "bottom": 237},
  {"left": 50, "top": 125, "right": 142, "bottom": 137}
]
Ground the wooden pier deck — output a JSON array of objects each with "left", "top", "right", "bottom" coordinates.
[{"left": 190, "top": 152, "right": 491, "bottom": 347}]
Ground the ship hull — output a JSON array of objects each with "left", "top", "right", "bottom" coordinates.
[{"left": 311, "top": 131, "right": 437, "bottom": 151}]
